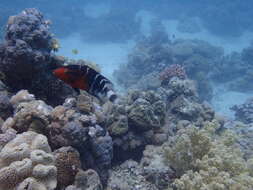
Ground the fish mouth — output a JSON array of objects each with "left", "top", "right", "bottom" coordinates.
[
  {"left": 109, "top": 94, "right": 117, "bottom": 102},
  {"left": 107, "top": 90, "right": 117, "bottom": 102}
]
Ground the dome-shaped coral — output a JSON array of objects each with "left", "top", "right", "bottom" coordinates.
[{"left": 0, "top": 131, "right": 57, "bottom": 190}]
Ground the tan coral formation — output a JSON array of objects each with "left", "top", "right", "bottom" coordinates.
[
  {"left": 66, "top": 169, "right": 103, "bottom": 190},
  {"left": 0, "top": 131, "right": 57, "bottom": 190},
  {"left": 2, "top": 90, "right": 52, "bottom": 134},
  {"left": 164, "top": 120, "right": 253, "bottom": 190}
]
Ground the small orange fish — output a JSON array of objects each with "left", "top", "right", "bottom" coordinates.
[{"left": 53, "top": 64, "right": 117, "bottom": 102}]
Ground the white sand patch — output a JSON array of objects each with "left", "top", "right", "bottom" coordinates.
[{"left": 211, "top": 84, "right": 253, "bottom": 118}]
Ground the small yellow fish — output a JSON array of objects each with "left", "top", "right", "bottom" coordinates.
[
  {"left": 51, "top": 38, "right": 60, "bottom": 52},
  {"left": 72, "top": 49, "right": 79, "bottom": 55}
]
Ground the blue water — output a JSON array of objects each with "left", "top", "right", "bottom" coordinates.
[{"left": 1, "top": 0, "right": 253, "bottom": 117}]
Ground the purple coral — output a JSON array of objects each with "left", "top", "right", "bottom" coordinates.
[
  {"left": 0, "top": 8, "right": 73, "bottom": 106},
  {"left": 231, "top": 98, "right": 253, "bottom": 124},
  {"left": 159, "top": 64, "right": 187, "bottom": 85}
]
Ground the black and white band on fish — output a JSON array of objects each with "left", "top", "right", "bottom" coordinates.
[
  {"left": 59, "top": 64, "right": 117, "bottom": 102},
  {"left": 88, "top": 74, "right": 117, "bottom": 102}
]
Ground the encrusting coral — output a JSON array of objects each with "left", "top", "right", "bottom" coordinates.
[
  {"left": 66, "top": 169, "right": 103, "bottom": 190},
  {"left": 0, "top": 128, "right": 16, "bottom": 151},
  {"left": 231, "top": 97, "right": 253, "bottom": 124},
  {"left": 0, "top": 131, "right": 57, "bottom": 190},
  {"left": 1, "top": 90, "right": 52, "bottom": 134},
  {"left": 106, "top": 89, "right": 167, "bottom": 160},
  {"left": 159, "top": 64, "right": 187, "bottom": 86},
  {"left": 53, "top": 146, "right": 82, "bottom": 189},
  {"left": 164, "top": 120, "right": 253, "bottom": 190},
  {"left": 0, "top": 91, "right": 13, "bottom": 120}
]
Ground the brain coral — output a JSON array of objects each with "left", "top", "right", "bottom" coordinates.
[
  {"left": 3, "top": 99, "right": 52, "bottom": 134},
  {"left": 0, "top": 131, "right": 57, "bottom": 190}
]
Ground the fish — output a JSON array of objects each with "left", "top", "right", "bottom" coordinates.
[
  {"left": 72, "top": 49, "right": 79, "bottom": 55},
  {"left": 53, "top": 64, "right": 117, "bottom": 102}
]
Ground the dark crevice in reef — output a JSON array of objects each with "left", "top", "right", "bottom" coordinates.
[{"left": 112, "top": 145, "right": 145, "bottom": 166}]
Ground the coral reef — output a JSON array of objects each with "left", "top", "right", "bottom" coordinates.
[
  {"left": 1, "top": 90, "right": 112, "bottom": 186},
  {"left": 114, "top": 34, "right": 223, "bottom": 102},
  {"left": 140, "top": 145, "right": 174, "bottom": 189},
  {"left": 1, "top": 6, "right": 253, "bottom": 190},
  {"left": 106, "top": 160, "right": 158, "bottom": 190},
  {"left": 66, "top": 169, "right": 102, "bottom": 190},
  {"left": 0, "top": 131, "right": 57, "bottom": 190},
  {"left": 1, "top": 90, "right": 53, "bottom": 135},
  {"left": 222, "top": 120, "right": 253, "bottom": 160},
  {"left": 0, "top": 8, "right": 74, "bottom": 106},
  {"left": 106, "top": 90, "right": 167, "bottom": 162},
  {"left": 47, "top": 103, "right": 113, "bottom": 185},
  {"left": 164, "top": 121, "right": 253, "bottom": 190},
  {"left": 158, "top": 77, "right": 214, "bottom": 126},
  {"left": 159, "top": 64, "right": 187, "bottom": 86},
  {"left": 231, "top": 98, "right": 253, "bottom": 124},
  {"left": 0, "top": 128, "right": 16, "bottom": 151},
  {"left": 53, "top": 146, "right": 82, "bottom": 189},
  {"left": 0, "top": 92, "right": 13, "bottom": 120}
]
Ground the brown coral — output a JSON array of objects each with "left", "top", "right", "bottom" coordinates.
[
  {"left": 54, "top": 146, "right": 82, "bottom": 189},
  {"left": 66, "top": 169, "right": 103, "bottom": 190},
  {"left": 159, "top": 64, "right": 187, "bottom": 84}
]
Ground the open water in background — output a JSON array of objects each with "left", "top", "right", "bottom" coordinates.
[{"left": 1, "top": 0, "right": 253, "bottom": 118}]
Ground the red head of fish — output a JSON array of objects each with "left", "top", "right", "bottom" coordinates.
[
  {"left": 53, "top": 66, "right": 89, "bottom": 91},
  {"left": 53, "top": 67, "right": 68, "bottom": 81}
]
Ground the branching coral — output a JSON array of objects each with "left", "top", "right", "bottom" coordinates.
[
  {"left": 159, "top": 64, "right": 187, "bottom": 86},
  {"left": 164, "top": 126, "right": 212, "bottom": 176},
  {"left": 164, "top": 121, "right": 253, "bottom": 190}
]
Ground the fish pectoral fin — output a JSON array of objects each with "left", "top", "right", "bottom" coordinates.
[{"left": 74, "top": 88, "right": 81, "bottom": 94}]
